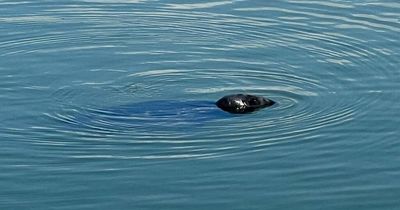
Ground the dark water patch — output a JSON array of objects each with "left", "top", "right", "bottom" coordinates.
[{"left": 49, "top": 100, "right": 225, "bottom": 133}]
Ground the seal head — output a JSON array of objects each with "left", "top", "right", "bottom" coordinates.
[{"left": 216, "top": 94, "right": 275, "bottom": 114}]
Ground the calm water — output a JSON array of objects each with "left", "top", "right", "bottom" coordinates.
[{"left": 1, "top": 0, "right": 399, "bottom": 209}]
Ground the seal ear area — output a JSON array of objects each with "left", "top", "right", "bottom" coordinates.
[{"left": 216, "top": 97, "right": 234, "bottom": 112}]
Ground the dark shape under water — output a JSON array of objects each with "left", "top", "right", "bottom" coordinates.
[
  {"left": 101, "top": 100, "right": 223, "bottom": 122},
  {"left": 70, "top": 100, "right": 227, "bottom": 132},
  {"left": 216, "top": 94, "right": 275, "bottom": 114}
]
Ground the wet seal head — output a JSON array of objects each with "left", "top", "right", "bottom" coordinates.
[{"left": 216, "top": 94, "right": 275, "bottom": 114}]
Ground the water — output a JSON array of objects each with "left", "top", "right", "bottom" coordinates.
[{"left": 1, "top": 0, "right": 399, "bottom": 209}]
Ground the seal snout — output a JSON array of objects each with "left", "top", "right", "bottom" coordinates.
[{"left": 216, "top": 94, "right": 275, "bottom": 114}]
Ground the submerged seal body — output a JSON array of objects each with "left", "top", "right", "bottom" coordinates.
[{"left": 216, "top": 94, "right": 275, "bottom": 114}]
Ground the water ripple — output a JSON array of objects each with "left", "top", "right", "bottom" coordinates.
[{"left": 1, "top": 1, "right": 396, "bottom": 161}]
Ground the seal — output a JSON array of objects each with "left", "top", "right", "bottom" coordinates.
[{"left": 216, "top": 94, "right": 275, "bottom": 114}]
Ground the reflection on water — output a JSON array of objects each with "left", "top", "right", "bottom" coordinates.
[{"left": 0, "top": 0, "right": 399, "bottom": 209}]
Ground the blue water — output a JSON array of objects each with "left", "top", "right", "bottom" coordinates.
[{"left": 1, "top": 0, "right": 399, "bottom": 209}]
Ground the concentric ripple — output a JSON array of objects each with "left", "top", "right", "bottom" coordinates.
[
  {"left": 45, "top": 64, "right": 353, "bottom": 159},
  {"left": 1, "top": 1, "right": 397, "bottom": 160}
]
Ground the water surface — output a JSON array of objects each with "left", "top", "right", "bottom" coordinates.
[{"left": 1, "top": 0, "right": 399, "bottom": 209}]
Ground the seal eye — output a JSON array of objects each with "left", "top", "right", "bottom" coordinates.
[{"left": 249, "top": 98, "right": 259, "bottom": 106}]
